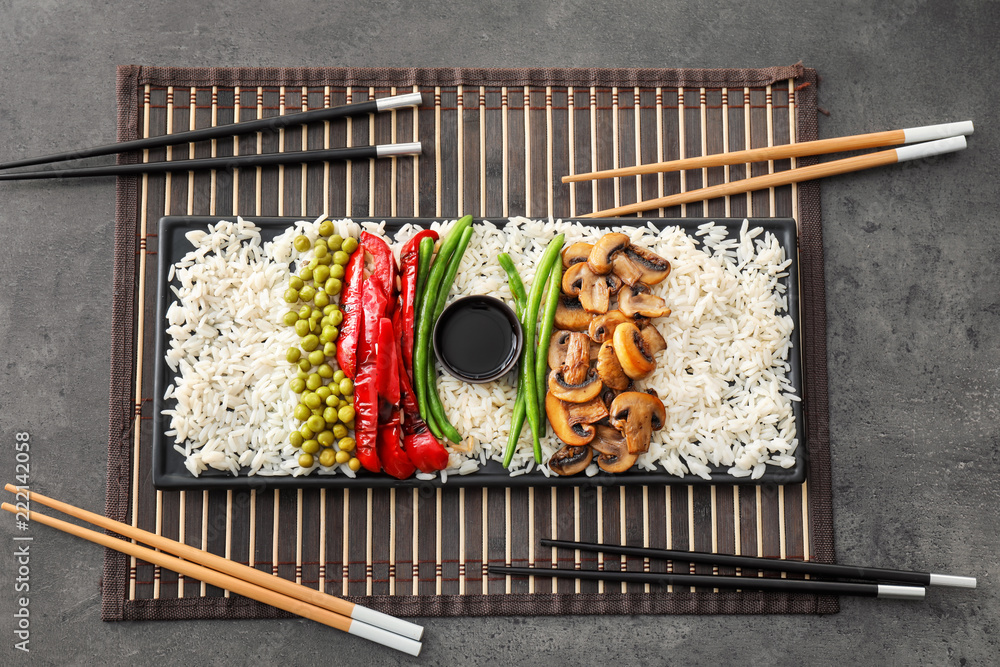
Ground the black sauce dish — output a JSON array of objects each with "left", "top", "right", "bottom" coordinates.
[{"left": 432, "top": 295, "right": 523, "bottom": 383}]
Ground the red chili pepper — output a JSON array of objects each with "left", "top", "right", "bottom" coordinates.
[
  {"left": 336, "top": 248, "right": 366, "bottom": 379},
  {"left": 377, "top": 422, "right": 416, "bottom": 480},
  {"left": 375, "top": 317, "right": 400, "bottom": 406},
  {"left": 397, "top": 230, "right": 438, "bottom": 375},
  {"left": 359, "top": 274, "right": 389, "bottom": 365},
  {"left": 397, "top": 353, "right": 450, "bottom": 473},
  {"left": 353, "top": 363, "right": 380, "bottom": 473},
  {"left": 360, "top": 231, "right": 396, "bottom": 300}
]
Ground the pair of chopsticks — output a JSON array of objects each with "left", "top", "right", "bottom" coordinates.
[
  {"left": 2, "top": 485, "right": 423, "bottom": 656},
  {"left": 0, "top": 92, "right": 424, "bottom": 181},
  {"left": 490, "top": 538, "right": 976, "bottom": 599},
  {"left": 568, "top": 121, "right": 974, "bottom": 218}
]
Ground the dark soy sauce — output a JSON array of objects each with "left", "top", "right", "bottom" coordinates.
[{"left": 436, "top": 299, "right": 518, "bottom": 381}]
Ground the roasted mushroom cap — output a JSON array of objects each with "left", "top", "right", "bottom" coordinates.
[
  {"left": 562, "top": 262, "right": 610, "bottom": 314},
  {"left": 549, "top": 368, "right": 603, "bottom": 403},
  {"left": 589, "top": 310, "right": 630, "bottom": 343},
  {"left": 640, "top": 324, "right": 666, "bottom": 356},
  {"left": 591, "top": 425, "right": 637, "bottom": 473},
  {"left": 618, "top": 284, "right": 671, "bottom": 319},
  {"left": 548, "top": 444, "right": 593, "bottom": 476},
  {"left": 588, "top": 233, "right": 631, "bottom": 275},
  {"left": 611, "top": 245, "right": 671, "bottom": 286},
  {"left": 596, "top": 340, "right": 630, "bottom": 391},
  {"left": 562, "top": 242, "right": 594, "bottom": 268},
  {"left": 545, "top": 393, "right": 607, "bottom": 446},
  {"left": 612, "top": 321, "right": 658, "bottom": 380},
  {"left": 609, "top": 391, "right": 666, "bottom": 454},
  {"left": 554, "top": 295, "right": 592, "bottom": 331}
]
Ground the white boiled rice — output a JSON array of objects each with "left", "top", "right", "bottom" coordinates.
[{"left": 164, "top": 215, "right": 798, "bottom": 481}]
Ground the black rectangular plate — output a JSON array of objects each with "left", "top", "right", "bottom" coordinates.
[{"left": 152, "top": 216, "right": 806, "bottom": 490}]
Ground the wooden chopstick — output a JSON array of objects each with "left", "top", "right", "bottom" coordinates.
[
  {"left": 490, "top": 566, "right": 926, "bottom": 599},
  {"left": 0, "top": 91, "right": 423, "bottom": 172},
  {"left": 582, "top": 135, "right": 968, "bottom": 218},
  {"left": 563, "top": 120, "right": 973, "bottom": 183},
  {"left": 2, "top": 486, "right": 423, "bottom": 654},
  {"left": 0, "top": 143, "right": 421, "bottom": 181},
  {"left": 542, "top": 538, "right": 977, "bottom": 588}
]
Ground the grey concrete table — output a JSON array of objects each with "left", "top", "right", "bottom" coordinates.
[{"left": 0, "top": 2, "right": 996, "bottom": 664}]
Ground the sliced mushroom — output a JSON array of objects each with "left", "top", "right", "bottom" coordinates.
[
  {"left": 562, "top": 261, "right": 610, "bottom": 314},
  {"left": 545, "top": 393, "right": 607, "bottom": 446},
  {"left": 591, "top": 425, "right": 638, "bottom": 473},
  {"left": 554, "top": 295, "right": 592, "bottom": 331},
  {"left": 618, "top": 284, "right": 671, "bottom": 319},
  {"left": 640, "top": 324, "right": 666, "bottom": 356},
  {"left": 548, "top": 444, "right": 593, "bottom": 476},
  {"left": 549, "top": 367, "right": 603, "bottom": 403},
  {"left": 587, "top": 232, "right": 631, "bottom": 275},
  {"left": 589, "top": 310, "right": 629, "bottom": 343},
  {"left": 609, "top": 391, "right": 666, "bottom": 454},
  {"left": 604, "top": 272, "right": 624, "bottom": 295},
  {"left": 561, "top": 242, "right": 594, "bottom": 268},
  {"left": 611, "top": 245, "right": 671, "bottom": 286},
  {"left": 547, "top": 330, "right": 573, "bottom": 370},
  {"left": 560, "top": 332, "right": 592, "bottom": 384},
  {"left": 596, "top": 340, "right": 630, "bottom": 391},
  {"left": 612, "top": 321, "right": 658, "bottom": 380}
]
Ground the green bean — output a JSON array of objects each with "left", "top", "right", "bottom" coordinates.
[
  {"left": 498, "top": 253, "right": 528, "bottom": 306},
  {"left": 521, "top": 234, "right": 565, "bottom": 462},
  {"left": 425, "top": 360, "right": 462, "bottom": 443},
  {"left": 431, "top": 227, "right": 474, "bottom": 320},
  {"left": 414, "top": 235, "right": 435, "bottom": 319},
  {"left": 413, "top": 215, "right": 474, "bottom": 421},
  {"left": 502, "top": 287, "right": 528, "bottom": 468},
  {"left": 534, "top": 258, "right": 563, "bottom": 426}
]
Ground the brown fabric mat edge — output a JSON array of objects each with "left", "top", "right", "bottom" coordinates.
[{"left": 104, "top": 63, "right": 838, "bottom": 620}]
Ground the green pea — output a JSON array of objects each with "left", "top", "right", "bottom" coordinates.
[
  {"left": 306, "top": 414, "right": 325, "bottom": 433},
  {"left": 299, "top": 285, "right": 316, "bottom": 303},
  {"left": 308, "top": 350, "right": 325, "bottom": 367},
  {"left": 290, "top": 378, "right": 306, "bottom": 394},
  {"left": 342, "top": 237, "right": 359, "bottom": 254},
  {"left": 323, "top": 341, "right": 337, "bottom": 357},
  {"left": 301, "top": 334, "right": 319, "bottom": 352},
  {"left": 302, "top": 439, "right": 320, "bottom": 455},
  {"left": 325, "top": 394, "right": 338, "bottom": 407},
  {"left": 297, "top": 358, "right": 312, "bottom": 372},
  {"left": 320, "top": 325, "right": 338, "bottom": 344},
  {"left": 319, "top": 448, "right": 337, "bottom": 467},
  {"left": 285, "top": 347, "right": 301, "bottom": 363},
  {"left": 335, "top": 450, "right": 350, "bottom": 464},
  {"left": 296, "top": 304, "right": 311, "bottom": 319},
  {"left": 316, "top": 386, "right": 332, "bottom": 402},
  {"left": 289, "top": 275, "right": 304, "bottom": 290},
  {"left": 338, "top": 405, "right": 355, "bottom": 423},
  {"left": 318, "top": 220, "right": 335, "bottom": 237},
  {"left": 332, "top": 423, "right": 348, "bottom": 439},
  {"left": 329, "top": 310, "right": 344, "bottom": 327},
  {"left": 298, "top": 452, "right": 314, "bottom": 468},
  {"left": 303, "top": 392, "right": 322, "bottom": 410},
  {"left": 282, "top": 311, "right": 299, "bottom": 327},
  {"left": 317, "top": 363, "right": 334, "bottom": 379},
  {"left": 345, "top": 420, "right": 355, "bottom": 431},
  {"left": 313, "top": 244, "right": 329, "bottom": 259},
  {"left": 323, "top": 304, "right": 337, "bottom": 315},
  {"left": 328, "top": 381, "right": 341, "bottom": 397},
  {"left": 324, "top": 278, "right": 343, "bottom": 296},
  {"left": 315, "top": 238, "right": 328, "bottom": 251},
  {"left": 317, "top": 429, "right": 335, "bottom": 447},
  {"left": 306, "top": 373, "right": 322, "bottom": 391},
  {"left": 328, "top": 234, "right": 344, "bottom": 251},
  {"left": 283, "top": 287, "right": 299, "bottom": 303},
  {"left": 313, "top": 291, "right": 330, "bottom": 308},
  {"left": 296, "top": 369, "right": 309, "bottom": 380},
  {"left": 333, "top": 369, "right": 346, "bottom": 384},
  {"left": 293, "top": 235, "right": 311, "bottom": 252},
  {"left": 294, "top": 319, "right": 310, "bottom": 337},
  {"left": 288, "top": 431, "right": 304, "bottom": 447},
  {"left": 329, "top": 264, "right": 345, "bottom": 280},
  {"left": 332, "top": 251, "right": 350, "bottom": 266},
  {"left": 313, "top": 264, "right": 330, "bottom": 284},
  {"left": 339, "top": 378, "right": 354, "bottom": 395},
  {"left": 299, "top": 265, "right": 313, "bottom": 281},
  {"left": 338, "top": 436, "right": 356, "bottom": 452},
  {"left": 299, "top": 425, "right": 315, "bottom": 440},
  {"left": 293, "top": 403, "right": 310, "bottom": 421},
  {"left": 322, "top": 407, "right": 339, "bottom": 425}
]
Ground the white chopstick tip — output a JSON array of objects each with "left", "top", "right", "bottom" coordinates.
[
  {"left": 348, "top": 619, "right": 423, "bottom": 657},
  {"left": 375, "top": 92, "right": 424, "bottom": 112},
  {"left": 895, "top": 135, "right": 967, "bottom": 162},
  {"left": 351, "top": 604, "right": 425, "bottom": 641},
  {"left": 929, "top": 573, "right": 977, "bottom": 589},
  {"left": 902, "top": 120, "right": 974, "bottom": 144},
  {"left": 877, "top": 584, "right": 926, "bottom": 600},
  {"left": 376, "top": 142, "right": 422, "bottom": 158}
]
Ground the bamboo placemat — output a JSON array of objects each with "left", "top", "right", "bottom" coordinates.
[{"left": 105, "top": 64, "right": 836, "bottom": 620}]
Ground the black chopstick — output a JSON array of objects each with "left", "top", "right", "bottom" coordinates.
[
  {"left": 542, "top": 538, "right": 977, "bottom": 589},
  {"left": 0, "top": 92, "right": 423, "bottom": 171},
  {"left": 490, "top": 566, "right": 925, "bottom": 599},
  {"left": 0, "top": 143, "right": 421, "bottom": 181}
]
